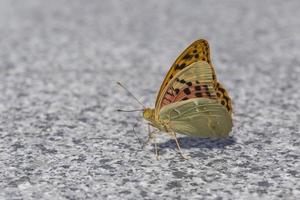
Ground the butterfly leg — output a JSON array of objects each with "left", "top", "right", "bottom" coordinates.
[
  {"left": 132, "top": 123, "right": 142, "bottom": 147},
  {"left": 170, "top": 131, "right": 189, "bottom": 160},
  {"left": 142, "top": 124, "right": 160, "bottom": 160},
  {"left": 153, "top": 133, "right": 159, "bottom": 160},
  {"left": 142, "top": 124, "right": 154, "bottom": 148}
]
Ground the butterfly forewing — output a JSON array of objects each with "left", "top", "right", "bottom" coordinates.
[
  {"left": 156, "top": 61, "right": 216, "bottom": 114},
  {"left": 155, "top": 39, "right": 216, "bottom": 108}
]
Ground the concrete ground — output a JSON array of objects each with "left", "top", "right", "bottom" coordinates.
[{"left": 0, "top": 0, "right": 299, "bottom": 199}]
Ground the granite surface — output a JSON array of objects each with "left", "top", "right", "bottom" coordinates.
[{"left": 0, "top": 0, "right": 299, "bottom": 199}]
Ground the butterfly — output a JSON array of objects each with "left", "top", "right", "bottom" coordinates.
[{"left": 119, "top": 39, "right": 233, "bottom": 159}]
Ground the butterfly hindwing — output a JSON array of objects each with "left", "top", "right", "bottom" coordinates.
[
  {"left": 155, "top": 39, "right": 216, "bottom": 108},
  {"left": 159, "top": 98, "right": 232, "bottom": 138}
]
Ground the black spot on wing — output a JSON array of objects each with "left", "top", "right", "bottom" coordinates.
[
  {"left": 175, "top": 63, "right": 186, "bottom": 70},
  {"left": 166, "top": 91, "right": 173, "bottom": 96},
  {"left": 183, "top": 54, "right": 192, "bottom": 60},
  {"left": 227, "top": 105, "right": 231, "bottom": 111},
  {"left": 204, "top": 85, "right": 211, "bottom": 97},
  {"left": 218, "top": 87, "right": 226, "bottom": 93},
  {"left": 183, "top": 88, "right": 191, "bottom": 95},
  {"left": 223, "top": 95, "right": 230, "bottom": 102},
  {"left": 221, "top": 100, "right": 226, "bottom": 105},
  {"left": 195, "top": 92, "right": 202, "bottom": 97},
  {"left": 195, "top": 85, "right": 201, "bottom": 91}
]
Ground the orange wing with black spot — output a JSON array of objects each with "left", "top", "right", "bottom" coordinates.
[
  {"left": 215, "top": 82, "right": 233, "bottom": 115},
  {"left": 155, "top": 39, "right": 216, "bottom": 108},
  {"left": 155, "top": 61, "right": 217, "bottom": 114}
]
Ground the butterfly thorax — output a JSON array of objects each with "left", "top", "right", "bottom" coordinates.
[{"left": 143, "top": 108, "right": 170, "bottom": 132}]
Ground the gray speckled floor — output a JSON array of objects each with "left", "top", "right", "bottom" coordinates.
[{"left": 0, "top": 0, "right": 300, "bottom": 199}]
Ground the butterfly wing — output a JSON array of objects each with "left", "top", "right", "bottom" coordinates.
[
  {"left": 155, "top": 39, "right": 216, "bottom": 109},
  {"left": 216, "top": 82, "right": 233, "bottom": 115},
  {"left": 155, "top": 61, "right": 216, "bottom": 115},
  {"left": 159, "top": 98, "right": 232, "bottom": 138}
]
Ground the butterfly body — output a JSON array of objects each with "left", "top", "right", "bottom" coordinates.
[{"left": 143, "top": 108, "right": 170, "bottom": 133}]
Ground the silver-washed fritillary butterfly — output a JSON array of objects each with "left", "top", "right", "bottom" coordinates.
[{"left": 119, "top": 39, "right": 233, "bottom": 159}]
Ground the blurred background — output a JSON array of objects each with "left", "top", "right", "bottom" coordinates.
[{"left": 0, "top": 0, "right": 299, "bottom": 199}]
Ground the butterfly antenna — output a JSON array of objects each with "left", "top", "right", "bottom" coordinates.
[
  {"left": 117, "top": 81, "right": 146, "bottom": 108},
  {"left": 116, "top": 109, "right": 144, "bottom": 112}
]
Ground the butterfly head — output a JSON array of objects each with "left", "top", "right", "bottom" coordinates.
[{"left": 143, "top": 108, "right": 155, "bottom": 122}]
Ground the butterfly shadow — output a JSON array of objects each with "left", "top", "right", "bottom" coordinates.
[{"left": 158, "top": 136, "right": 236, "bottom": 151}]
